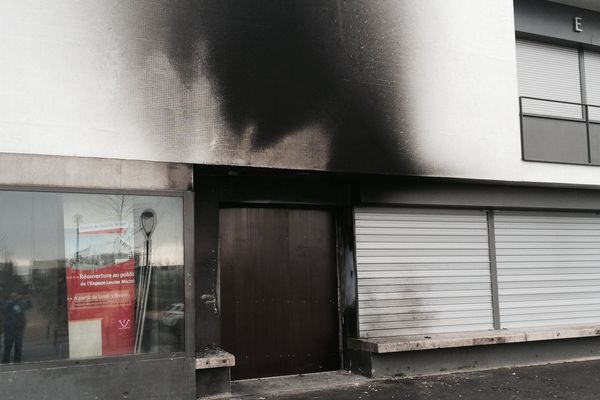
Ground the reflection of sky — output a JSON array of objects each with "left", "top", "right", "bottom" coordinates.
[
  {"left": 132, "top": 196, "right": 184, "bottom": 266},
  {"left": 0, "top": 191, "right": 184, "bottom": 274},
  {"left": 0, "top": 191, "right": 64, "bottom": 268},
  {"left": 64, "top": 227, "right": 131, "bottom": 260}
]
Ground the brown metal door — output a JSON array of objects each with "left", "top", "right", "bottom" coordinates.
[{"left": 220, "top": 208, "right": 340, "bottom": 380}]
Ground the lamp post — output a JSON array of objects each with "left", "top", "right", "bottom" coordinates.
[
  {"left": 73, "top": 213, "right": 83, "bottom": 265},
  {"left": 134, "top": 209, "right": 156, "bottom": 353}
]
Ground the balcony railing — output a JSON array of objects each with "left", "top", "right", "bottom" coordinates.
[{"left": 519, "top": 96, "right": 600, "bottom": 165}]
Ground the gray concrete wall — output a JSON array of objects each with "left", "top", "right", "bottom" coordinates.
[
  {"left": 0, "top": 153, "right": 192, "bottom": 192},
  {"left": 0, "top": 356, "right": 196, "bottom": 400},
  {"left": 350, "top": 337, "right": 600, "bottom": 378},
  {"left": 361, "top": 181, "right": 600, "bottom": 209},
  {"left": 517, "top": 0, "right": 600, "bottom": 46}
]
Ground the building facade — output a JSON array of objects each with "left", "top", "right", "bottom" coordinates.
[{"left": 1, "top": 0, "right": 600, "bottom": 398}]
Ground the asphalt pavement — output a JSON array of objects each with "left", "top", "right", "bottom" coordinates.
[{"left": 230, "top": 359, "right": 600, "bottom": 400}]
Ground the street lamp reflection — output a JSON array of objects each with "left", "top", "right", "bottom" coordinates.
[{"left": 135, "top": 209, "right": 156, "bottom": 353}]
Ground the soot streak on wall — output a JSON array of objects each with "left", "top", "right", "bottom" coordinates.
[{"left": 164, "top": 0, "right": 413, "bottom": 173}]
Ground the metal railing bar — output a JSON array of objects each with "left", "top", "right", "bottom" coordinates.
[
  {"left": 520, "top": 113, "right": 586, "bottom": 123},
  {"left": 520, "top": 96, "right": 600, "bottom": 112},
  {"left": 586, "top": 104, "right": 592, "bottom": 163},
  {"left": 519, "top": 96, "right": 596, "bottom": 107}
]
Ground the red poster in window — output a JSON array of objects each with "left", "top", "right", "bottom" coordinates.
[
  {"left": 66, "top": 258, "right": 135, "bottom": 356},
  {"left": 64, "top": 208, "right": 136, "bottom": 358}
]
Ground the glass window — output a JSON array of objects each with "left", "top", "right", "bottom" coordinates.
[{"left": 0, "top": 191, "right": 184, "bottom": 364}]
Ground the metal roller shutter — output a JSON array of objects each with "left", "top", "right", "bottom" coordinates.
[
  {"left": 495, "top": 211, "right": 600, "bottom": 329},
  {"left": 516, "top": 39, "right": 582, "bottom": 119},
  {"left": 355, "top": 208, "right": 494, "bottom": 338},
  {"left": 583, "top": 50, "right": 600, "bottom": 121}
]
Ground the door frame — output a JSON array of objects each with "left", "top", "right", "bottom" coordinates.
[{"left": 193, "top": 166, "right": 359, "bottom": 375}]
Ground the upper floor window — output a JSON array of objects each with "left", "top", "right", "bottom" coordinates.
[
  {"left": 517, "top": 40, "right": 583, "bottom": 119},
  {"left": 516, "top": 39, "right": 600, "bottom": 164}
]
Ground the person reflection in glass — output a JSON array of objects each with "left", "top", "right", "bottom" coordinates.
[{"left": 2, "top": 290, "right": 32, "bottom": 363}]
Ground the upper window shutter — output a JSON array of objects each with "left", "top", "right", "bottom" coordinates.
[
  {"left": 516, "top": 39, "right": 582, "bottom": 119},
  {"left": 584, "top": 50, "right": 600, "bottom": 121}
]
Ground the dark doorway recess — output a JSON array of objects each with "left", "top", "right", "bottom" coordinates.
[{"left": 220, "top": 208, "right": 340, "bottom": 380}]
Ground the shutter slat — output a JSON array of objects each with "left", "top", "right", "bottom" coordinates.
[
  {"left": 584, "top": 50, "right": 600, "bottom": 121},
  {"left": 355, "top": 208, "right": 493, "bottom": 338},
  {"left": 495, "top": 211, "right": 600, "bottom": 329},
  {"left": 516, "top": 39, "right": 582, "bottom": 119}
]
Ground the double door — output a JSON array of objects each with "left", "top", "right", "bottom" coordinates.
[{"left": 219, "top": 208, "right": 340, "bottom": 380}]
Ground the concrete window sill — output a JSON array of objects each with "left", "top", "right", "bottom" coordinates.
[
  {"left": 348, "top": 324, "right": 600, "bottom": 353},
  {"left": 195, "top": 346, "right": 235, "bottom": 370}
]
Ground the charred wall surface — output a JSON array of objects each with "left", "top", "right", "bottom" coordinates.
[
  {"left": 163, "top": 0, "right": 409, "bottom": 173},
  {"left": 11, "top": 2, "right": 596, "bottom": 187},
  {"left": 0, "top": 0, "right": 414, "bottom": 174}
]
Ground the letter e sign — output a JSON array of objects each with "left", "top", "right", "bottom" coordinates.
[{"left": 574, "top": 17, "right": 583, "bottom": 32}]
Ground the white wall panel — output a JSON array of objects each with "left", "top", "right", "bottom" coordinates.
[
  {"left": 355, "top": 208, "right": 494, "bottom": 338},
  {"left": 495, "top": 212, "right": 600, "bottom": 329},
  {"left": 5, "top": 2, "right": 600, "bottom": 187}
]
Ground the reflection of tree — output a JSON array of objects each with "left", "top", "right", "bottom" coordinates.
[
  {"left": 0, "top": 231, "right": 9, "bottom": 262},
  {"left": 0, "top": 261, "right": 26, "bottom": 300},
  {"left": 93, "top": 195, "right": 134, "bottom": 257},
  {"left": 31, "top": 261, "right": 62, "bottom": 326},
  {"left": 0, "top": 207, "right": 17, "bottom": 263},
  {"left": 31, "top": 259, "right": 68, "bottom": 358}
]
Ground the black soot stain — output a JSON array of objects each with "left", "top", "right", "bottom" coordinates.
[{"left": 167, "top": 0, "right": 411, "bottom": 173}]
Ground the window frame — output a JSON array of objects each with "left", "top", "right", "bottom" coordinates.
[{"left": 0, "top": 184, "right": 195, "bottom": 372}]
